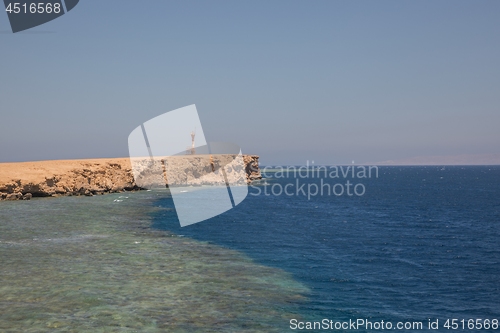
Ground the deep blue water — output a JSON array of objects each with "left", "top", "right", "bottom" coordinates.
[{"left": 153, "top": 166, "right": 500, "bottom": 331}]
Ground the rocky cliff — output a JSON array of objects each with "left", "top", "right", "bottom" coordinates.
[{"left": 0, "top": 155, "right": 261, "bottom": 201}]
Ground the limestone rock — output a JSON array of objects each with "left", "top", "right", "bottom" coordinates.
[
  {"left": 0, "top": 156, "right": 261, "bottom": 201},
  {"left": 6, "top": 192, "right": 22, "bottom": 200}
]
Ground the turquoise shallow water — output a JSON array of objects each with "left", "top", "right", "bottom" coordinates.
[{"left": 0, "top": 191, "right": 308, "bottom": 332}]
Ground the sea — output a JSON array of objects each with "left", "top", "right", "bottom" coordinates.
[{"left": 1, "top": 166, "right": 499, "bottom": 332}]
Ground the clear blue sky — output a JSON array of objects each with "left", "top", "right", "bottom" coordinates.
[{"left": 1, "top": 1, "right": 499, "bottom": 165}]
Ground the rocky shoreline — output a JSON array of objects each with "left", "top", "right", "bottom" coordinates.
[{"left": 0, "top": 155, "right": 261, "bottom": 201}]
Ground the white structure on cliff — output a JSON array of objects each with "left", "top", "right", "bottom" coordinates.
[{"left": 186, "top": 130, "right": 196, "bottom": 155}]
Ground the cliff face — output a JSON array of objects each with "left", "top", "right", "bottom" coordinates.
[
  {"left": 131, "top": 154, "right": 262, "bottom": 188},
  {"left": 244, "top": 155, "right": 262, "bottom": 181},
  {"left": 0, "top": 155, "right": 261, "bottom": 201}
]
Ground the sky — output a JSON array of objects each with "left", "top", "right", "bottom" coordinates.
[{"left": 1, "top": 1, "right": 499, "bottom": 165}]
